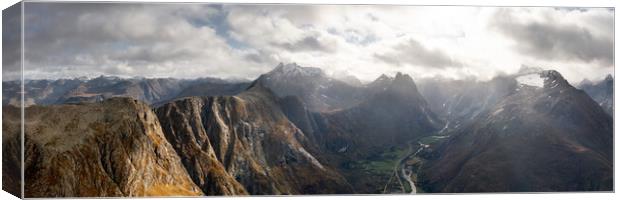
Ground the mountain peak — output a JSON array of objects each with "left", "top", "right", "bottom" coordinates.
[
  {"left": 604, "top": 74, "right": 613, "bottom": 82},
  {"left": 389, "top": 72, "right": 419, "bottom": 93},
  {"left": 368, "top": 72, "right": 418, "bottom": 91},
  {"left": 376, "top": 74, "right": 392, "bottom": 82},
  {"left": 540, "top": 70, "right": 570, "bottom": 89},
  {"left": 268, "top": 62, "right": 324, "bottom": 77},
  {"left": 394, "top": 72, "right": 414, "bottom": 84},
  {"left": 368, "top": 74, "right": 394, "bottom": 90},
  {"left": 579, "top": 78, "right": 593, "bottom": 87}
]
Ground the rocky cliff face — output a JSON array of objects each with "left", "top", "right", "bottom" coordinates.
[
  {"left": 3, "top": 98, "right": 203, "bottom": 197},
  {"left": 154, "top": 96, "right": 249, "bottom": 195},
  {"left": 418, "top": 70, "right": 613, "bottom": 192},
  {"left": 155, "top": 82, "right": 353, "bottom": 195},
  {"left": 277, "top": 96, "right": 326, "bottom": 148}
]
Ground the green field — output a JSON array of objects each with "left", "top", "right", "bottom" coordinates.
[
  {"left": 355, "top": 147, "right": 407, "bottom": 173},
  {"left": 341, "top": 146, "right": 409, "bottom": 193}
]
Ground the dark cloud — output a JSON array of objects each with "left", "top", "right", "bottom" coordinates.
[
  {"left": 374, "top": 39, "right": 457, "bottom": 68},
  {"left": 17, "top": 3, "right": 266, "bottom": 79},
  {"left": 272, "top": 36, "right": 335, "bottom": 52},
  {"left": 243, "top": 49, "right": 277, "bottom": 64},
  {"left": 2, "top": 2, "right": 22, "bottom": 80},
  {"left": 7, "top": 4, "right": 613, "bottom": 82},
  {"left": 491, "top": 9, "right": 613, "bottom": 66}
]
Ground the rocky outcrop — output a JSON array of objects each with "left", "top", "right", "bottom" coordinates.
[
  {"left": 418, "top": 70, "right": 613, "bottom": 192},
  {"left": 3, "top": 98, "right": 203, "bottom": 197},
  {"left": 156, "top": 82, "right": 353, "bottom": 195},
  {"left": 154, "top": 97, "right": 248, "bottom": 195}
]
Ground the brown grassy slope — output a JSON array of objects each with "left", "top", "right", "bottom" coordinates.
[{"left": 3, "top": 98, "right": 203, "bottom": 197}]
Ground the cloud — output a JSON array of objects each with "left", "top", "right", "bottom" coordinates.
[
  {"left": 11, "top": 4, "right": 614, "bottom": 84},
  {"left": 272, "top": 35, "right": 337, "bottom": 52},
  {"left": 2, "top": 3, "right": 21, "bottom": 80},
  {"left": 374, "top": 39, "right": 457, "bottom": 68},
  {"left": 491, "top": 8, "right": 613, "bottom": 66},
  {"left": 20, "top": 3, "right": 264, "bottom": 80}
]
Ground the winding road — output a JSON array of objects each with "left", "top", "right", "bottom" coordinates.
[
  {"left": 400, "top": 145, "right": 424, "bottom": 194},
  {"left": 384, "top": 141, "right": 426, "bottom": 194}
]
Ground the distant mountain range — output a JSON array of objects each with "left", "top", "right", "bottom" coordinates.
[
  {"left": 2, "top": 76, "right": 250, "bottom": 107},
  {"left": 577, "top": 75, "right": 613, "bottom": 117},
  {"left": 2, "top": 63, "right": 614, "bottom": 197}
]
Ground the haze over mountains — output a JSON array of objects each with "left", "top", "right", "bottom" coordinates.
[
  {"left": 578, "top": 75, "right": 614, "bottom": 116},
  {"left": 2, "top": 76, "right": 250, "bottom": 107},
  {"left": 2, "top": 63, "right": 614, "bottom": 197}
]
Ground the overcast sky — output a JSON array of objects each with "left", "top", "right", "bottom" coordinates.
[{"left": 3, "top": 3, "right": 614, "bottom": 83}]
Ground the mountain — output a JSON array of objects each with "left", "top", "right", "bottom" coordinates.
[
  {"left": 2, "top": 76, "right": 252, "bottom": 106},
  {"left": 155, "top": 82, "right": 353, "bottom": 195},
  {"left": 277, "top": 96, "right": 325, "bottom": 147},
  {"left": 418, "top": 70, "right": 613, "bottom": 192},
  {"left": 417, "top": 76, "right": 518, "bottom": 134},
  {"left": 172, "top": 80, "right": 250, "bottom": 102},
  {"left": 324, "top": 72, "right": 442, "bottom": 151},
  {"left": 257, "top": 63, "right": 365, "bottom": 112},
  {"left": 57, "top": 76, "right": 186, "bottom": 104},
  {"left": 332, "top": 72, "right": 363, "bottom": 87},
  {"left": 316, "top": 72, "right": 443, "bottom": 192},
  {"left": 578, "top": 75, "right": 613, "bottom": 116},
  {"left": 2, "top": 78, "right": 83, "bottom": 106},
  {"left": 2, "top": 98, "right": 203, "bottom": 197},
  {"left": 3, "top": 63, "right": 613, "bottom": 196}
]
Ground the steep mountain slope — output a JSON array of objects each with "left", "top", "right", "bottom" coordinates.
[
  {"left": 578, "top": 74, "right": 613, "bottom": 116},
  {"left": 2, "top": 98, "right": 203, "bottom": 197},
  {"left": 152, "top": 97, "right": 249, "bottom": 195},
  {"left": 277, "top": 96, "right": 324, "bottom": 147},
  {"left": 418, "top": 70, "right": 613, "bottom": 192},
  {"left": 322, "top": 72, "right": 443, "bottom": 154},
  {"left": 312, "top": 73, "right": 443, "bottom": 193},
  {"left": 257, "top": 63, "right": 365, "bottom": 112},
  {"left": 155, "top": 82, "right": 353, "bottom": 195}
]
